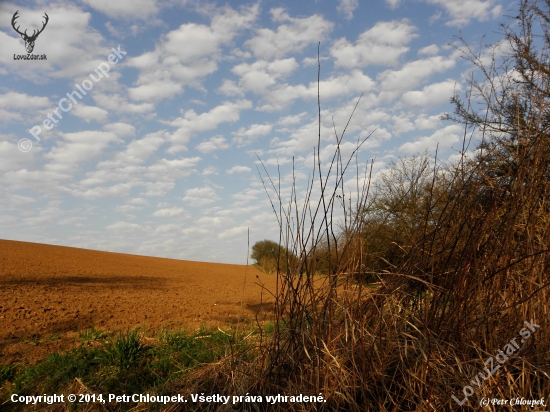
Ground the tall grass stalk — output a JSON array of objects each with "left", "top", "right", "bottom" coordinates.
[{"left": 200, "top": 26, "right": 550, "bottom": 410}]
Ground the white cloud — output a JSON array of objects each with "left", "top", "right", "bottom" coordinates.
[
  {"left": 392, "top": 113, "right": 444, "bottom": 135},
  {"left": 232, "top": 59, "right": 299, "bottom": 93},
  {"left": 0, "top": 92, "right": 50, "bottom": 110},
  {"left": 167, "top": 100, "right": 252, "bottom": 152},
  {"left": 378, "top": 55, "right": 456, "bottom": 92},
  {"left": 183, "top": 187, "right": 220, "bottom": 206},
  {"left": 72, "top": 104, "right": 109, "bottom": 123},
  {"left": 153, "top": 207, "right": 187, "bottom": 217},
  {"left": 0, "top": 192, "right": 36, "bottom": 209},
  {"left": 245, "top": 8, "right": 333, "bottom": 59},
  {"left": 202, "top": 166, "right": 218, "bottom": 175},
  {"left": 113, "top": 133, "right": 166, "bottom": 164},
  {"left": 218, "top": 225, "right": 248, "bottom": 239},
  {"left": 79, "top": 183, "right": 132, "bottom": 199},
  {"left": 227, "top": 165, "right": 252, "bottom": 174},
  {"left": 128, "top": 79, "right": 185, "bottom": 101},
  {"left": 401, "top": 80, "right": 459, "bottom": 106},
  {"left": 94, "top": 93, "right": 155, "bottom": 114},
  {"left": 317, "top": 70, "right": 375, "bottom": 98},
  {"left": 114, "top": 204, "right": 141, "bottom": 213},
  {"left": 233, "top": 59, "right": 374, "bottom": 110},
  {"left": 45, "top": 131, "right": 120, "bottom": 168},
  {"left": 0, "top": 92, "right": 51, "bottom": 122},
  {"left": 232, "top": 123, "right": 273, "bottom": 146},
  {"left": 426, "top": 0, "right": 502, "bottom": 27},
  {"left": 197, "top": 216, "right": 229, "bottom": 226},
  {"left": 107, "top": 221, "right": 145, "bottom": 231},
  {"left": 78, "top": 153, "right": 200, "bottom": 199},
  {"left": 399, "top": 124, "right": 463, "bottom": 154},
  {"left": 126, "top": 5, "right": 259, "bottom": 101},
  {"left": 337, "top": 0, "right": 359, "bottom": 19},
  {"left": 419, "top": 44, "right": 440, "bottom": 55},
  {"left": 195, "top": 135, "right": 229, "bottom": 153},
  {"left": 217, "top": 79, "right": 244, "bottom": 97},
  {"left": 103, "top": 122, "right": 136, "bottom": 137},
  {"left": 386, "top": 0, "right": 402, "bottom": 8},
  {"left": 80, "top": 0, "right": 159, "bottom": 19},
  {"left": 415, "top": 114, "right": 444, "bottom": 130},
  {"left": 129, "top": 198, "right": 148, "bottom": 206},
  {"left": 277, "top": 113, "right": 307, "bottom": 126},
  {"left": 331, "top": 20, "right": 417, "bottom": 68},
  {"left": 0, "top": 141, "right": 38, "bottom": 171}
]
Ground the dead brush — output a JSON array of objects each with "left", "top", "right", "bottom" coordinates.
[{"left": 177, "top": 3, "right": 550, "bottom": 410}]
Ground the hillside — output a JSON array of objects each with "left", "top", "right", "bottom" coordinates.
[{"left": 0, "top": 239, "right": 275, "bottom": 363}]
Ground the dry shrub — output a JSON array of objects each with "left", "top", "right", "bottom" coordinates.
[{"left": 182, "top": 2, "right": 550, "bottom": 410}]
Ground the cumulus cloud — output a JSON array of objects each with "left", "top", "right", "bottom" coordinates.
[
  {"left": 72, "top": 104, "right": 109, "bottom": 123},
  {"left": 0, "top": 92, "right": 50, "bottom": 110},
  {"left": 217, "top": 79, "right": 244, "bottom": 97},
  {"left": 419, "top": 44, "right": 440, "bottom": 55},
  {"left": 197, "top": 216, "right": 229, "bottom": 227},
  {"left": 331, "top": 20, "right": 417, "bottom": 68},
  {"left": 103, "top": 122, "right": 136, "bottom": 137},
  {"left": 111, "top": 133, "right": 166, "bottom": 165},
  {"left": 337, "top": 0, "right": 359, "bottom": 19},
  {"left": 202, "top": 166, "right": 218, "bottom": 175},
  {"left": 80, "top": 0, "right": 159, "bottom": 19},
  {"left": 153, "top": 207, "right": 187, "bottom": 217},
  {"left": 232, "top": 60, "right": 374, "bottom": 110},
  {"left": 167, "top": 100, "right": 252, "bottom": 152},
  {"left": 0, "top": 141, "right": 39, "bottom": 171},
  {"left": 0, "top": 92, "right": 50, "bottom": 122},
  {"left": 232, "top": 124, "right": 273, "bottom": 146},
  {"left": 386, "top": 0, "right": 402, "bottom": 8},
  {"left": 378, "top": 55, "right": 456, "bottom": 92},
  {"left": 232, "top": 58, "right": 299, "bottom": 94},
  {"left": 399, "top": 124, "right": 463, "bottom": 154},
  {"left": 218, "top": 225, "right": 248, "bottom": 239},
  {"left": 245, "top": 8, "right": 333, "bottom": 59},
  {"left": 195, "top": 135, "right": 229, "bottom": 153},
  {"left": 126, "top": 4, "right": 259, "bottom": 101},
  {"left": 74, "top": 144, "right": 199, "bottom": 200},
  {"left": 392, "top": 113, "right": 443, "bottom": 135},
  {"left": 182, "top": 187, "right": 220, "bottom": 206},
  {"left": 227, "top": 165, "right": 251, "bottom": 174},
  {"left": 107, "top": 221, "right": 145, "bottom": 232},
  {"left": 426, "top": 0, "right": 502, "bottom": 27},
  {"left": 94, "top": 93, "right": 155, "bottom": 114},
  {"left": 401, "top": 80, "right": 459, "bottom": 106},
  {"left": 277, "top": 113, "right": 307, "bottom": 126},
  {"left": 79, "top": 183, "right": 132, "bottom": 199},
  {"left": 45, "top": 131, "right": 121, "bottom": 168}
]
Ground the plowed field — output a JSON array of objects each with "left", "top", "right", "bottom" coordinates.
[{"left": 0, "top": 239, "right": 276, "bottom": 364}]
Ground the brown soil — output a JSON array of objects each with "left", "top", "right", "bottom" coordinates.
[{"left": 0, "top": 239, "right": 276, "bottom": 364}]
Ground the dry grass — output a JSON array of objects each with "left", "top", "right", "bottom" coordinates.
[{"left": 183, "top": 5, "right": 550, "bottom": 410}]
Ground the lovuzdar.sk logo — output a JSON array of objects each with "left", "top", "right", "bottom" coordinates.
[{"left": 12, "top": 10, "right": 48, "bottom": 60}]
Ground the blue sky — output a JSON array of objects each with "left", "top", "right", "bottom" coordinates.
[{"left": 0, "top": 0, "right": 514, "bottom": 263}]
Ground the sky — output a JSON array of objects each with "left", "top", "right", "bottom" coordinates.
[{"left": 0, "top": 0, "right": 516, "bottom": 264}]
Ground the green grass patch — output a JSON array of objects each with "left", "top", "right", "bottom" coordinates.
[
  {"left": 0, "top": 364, "right": 17, "bottom": 386},
  {"left": 78, "top": 326, "right": 107, "bottom": 342},
  {"left": 0, "top": 325, "right": 258, "bottom": 411}
]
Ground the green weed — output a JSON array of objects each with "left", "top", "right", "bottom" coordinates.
[
  {"left": 98, "top": 329, "right": 146, "bottom": 370},
  {"left": 0, "top": 364, "right": 17, "bottom": 385},
  {"left": 78, "top": 327, "right": 106, "bottom": 342}
]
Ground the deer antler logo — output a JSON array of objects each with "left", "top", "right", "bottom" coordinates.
[{"left": 11, "top": 10, "right": 49, "bottom": 54}]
